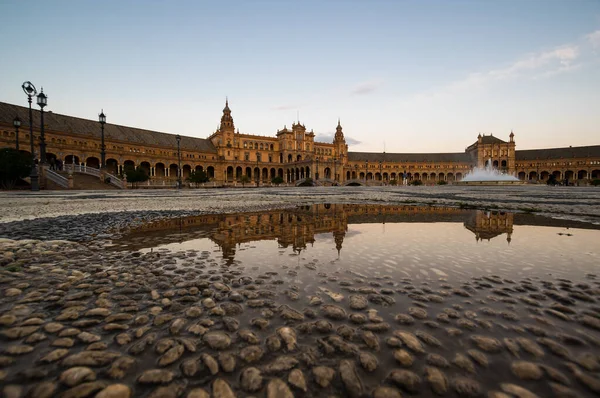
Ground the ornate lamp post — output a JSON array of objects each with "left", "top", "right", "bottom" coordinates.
[
  {"left": 36, "top": 89, "right": 47, "bottom": 164},
  {"left": 98, "top": 110, "right": 106, "bottom": 169},
  {"left": 22, "top": 81, "right": 39, "bottom": 191},
  {"left": 13, "top": 116, "right": 21, "bottom": 151},
  {"left": 176, "top": 134, "right": 182, "bottom": 189},
  {"left": 256, "top": 152, "right": 260, "bottom": 187}
]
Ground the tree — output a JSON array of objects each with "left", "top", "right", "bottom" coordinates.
[
  {"left": 240, "top": 175, "right": 250, "bottom": 187},
  {"left": 271, "top": 176, "right": 284, "bottom": 186},
  {"left": 124, "top": 166, "right": 149, "bottom": 188},
  {"left": 0, "top": 149, "right": 32, "bottom": 190},
  {"left": 187, "top": 170, "right": 209, "bottom": 187},
  {"left": 388, "top": 179, "right": 398, "bottom": 186}
]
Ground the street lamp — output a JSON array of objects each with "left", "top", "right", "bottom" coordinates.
[
  {"left": 98, "top": 110, "right": 106, "bottom": 169},
  {"left": 256, "top": 152, "right": 260, "bottom": 187},
  {"left": 176, "top": 134, "right": 182, "bottom": 189},
  {"left": 22, "top": 81, "right": 39, "bottom": 191},
  {"left": 36, "top": 88, "right": 47, "bottom": 164},
  {"left": 13, "top": 116, "right": 21, "bottom": 151}
]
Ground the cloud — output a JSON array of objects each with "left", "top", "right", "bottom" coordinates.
[
  {"left": 315, "top": 133, "right": 362, "bottom": 146},
  {"left": 411, "top": 29, "right": 598, "bottom": 101},
  {"left": 350, "top": 79, "right": 383, "bottom": 95},
  {"left": 587, "top": 30, "right": 600, "bottom": 49}
]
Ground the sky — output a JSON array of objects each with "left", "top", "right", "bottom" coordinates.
[{"left": 1, "top": 0, "right": 599, "bottom": 153}]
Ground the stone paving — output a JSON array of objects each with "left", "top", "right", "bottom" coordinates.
[{"left": 0, "top": 186, "right": 599, "bottom": 397}]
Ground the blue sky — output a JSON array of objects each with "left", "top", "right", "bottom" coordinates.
[{"left": 1, "top": 0, "right": 599, "bottom": 152}]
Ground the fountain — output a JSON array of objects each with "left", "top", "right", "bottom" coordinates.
[{"left": 457, "top": 159, "right": 525, "bottom": 185}]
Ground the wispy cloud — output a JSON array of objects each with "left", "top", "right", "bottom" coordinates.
[
  {"left": 350, "top": 79, "right": 383, "bottom": 95},
  {"left": 587, "top": 30, "right": 600, "bottom": 49},
  {"left": 412, "top": 29, "right": 597, "bottom": 100},
  {"left": 315, "top": 133, "right": 362, "bottom": 146}
]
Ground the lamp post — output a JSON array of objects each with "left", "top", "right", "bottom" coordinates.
[
  {"left": 22, "top": 81, "right": 39, "bottom": 191},
  {"left": 176, "top": 134, "right": 182, "bottom": 189},
  {"left": 256, "top": 152, "right": 260, "bottom": 187},
  {"left": 98, "top": 110, "right": 106, "bottom": 169},
  {"left": 13, "top": 116, "right": 21, "bottom": 151},
  {"left": 316, "top": 157, "right": 319, "bottom": 180},
  {"left": 36, "top": 89, "right": 47, "bottom": 164}
]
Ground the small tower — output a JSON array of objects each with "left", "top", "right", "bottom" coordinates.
[
  {"left": 509, "top": 130, "right": 514, "bottom": 142},
  {"left": 220, "top": 98, "right": 234, "bottom": 132}
]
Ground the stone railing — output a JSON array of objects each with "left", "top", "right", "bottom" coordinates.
[
  {"left": 43, "top": 167, "right": 69, "bottom": 188},
  {"left": 104, "top": 173, "right": 126, "bottom": 189},
  {"left": 65, "top": 164, "right": 101, "bottom": 177}
]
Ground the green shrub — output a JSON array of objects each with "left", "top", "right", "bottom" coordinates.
[
  {"left": 271, "top": 176, "right": 284, "bottom": 185},
  {"left": 0, "top": 148, "right": 33, "bottom": 190},
  {"left": 437, "top": 180, "right": 448, "bottom": 185},
  {"left": 410, "top": 180, "right": 423, "bottom": 186},
  {"left": 592, "top": 179, "right": 600, "bottom": 186}
]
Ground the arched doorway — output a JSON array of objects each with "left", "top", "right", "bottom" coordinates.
[
  {"left": 518, "top": 172, "right": 526, "bottom": 180},
  {"left": 106, "top": 159, "right": 118, "bottom": 175},
  {"left": 183, "top": 164, "right": 192, "bottom": 179},
  {"left": 529, "top": 171, "right": 538, "bottom": 180},
  {"left": 86, "top": 157, "right": 100, "bottom": 169},
  {"left": 140, "top": 161, "right": 151, "bottom": 176},
  {"left": 207, "top": 166, "right": 215, "bottom": 179},
  {"left": 169, "top": 163, "right": 178, "bottom": 178},
  {"left": 155, "top": 163, "right": 166, "bottom": 178},
  {"left": 324, "top": 167, "right": 331, "bottom": 179},
  {"left": 236, "top": 167, "right": 243, "bottom": 180},
  {"left": 226, "top": 166, "right": 233, "bottom": 181}
]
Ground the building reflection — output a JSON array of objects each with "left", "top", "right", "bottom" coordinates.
[{"left": 120, "top": 204, "right": 518, "bottom": 258}]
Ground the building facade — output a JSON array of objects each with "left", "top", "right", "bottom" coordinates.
[{"left": 1, "top": 100, "right": 599, "bottom": 186}]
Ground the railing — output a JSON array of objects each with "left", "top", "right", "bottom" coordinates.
[
  {"left": 43, "top": 167, "right": 69, "bottom": 188},
  {"left": 65, "top": 164, "right": 101, "bottom": 177},
  {"left": 104, "top": 173, "right": 125, "bottom": 189}
]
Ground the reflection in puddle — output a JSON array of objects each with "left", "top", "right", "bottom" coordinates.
[
  {"left": 116, "top": 204, "right": 599, "bottom": 280},
  {"left": 107, "top": 205, "right": 600, "bottom": 396}
]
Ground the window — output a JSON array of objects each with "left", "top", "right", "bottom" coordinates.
[{"left": 245, "top": 153, "right": 249, "bottom": 161}]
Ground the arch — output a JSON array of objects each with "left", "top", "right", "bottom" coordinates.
[
  {"left": 324, "top": 167, "right": 331, "bottom": 179},
  {"left": 207, "top": 166, "right": 215, "bottom": 179},
  {"left": 237, "top": 166, "right": 244, "bottom": 180},
  {"left": 352, "top": 171, "right": 357, "bottom": 179},
  {"left": 430, "top": 173, "right": 437, "bottom": 181},
  {"left": 540, "top": 171, "right": 550, "bottom": 181},
  {"left": 296, "top": 154, "right": 302, "bottom": 162},
  {"left": 226, "top": 166, "right": 234, "bottom": 181},
  {"left": 414, "top": 172, "right": 420, "bottom": 180},
  {"left": 195, "top": 165, "right": 204, "bottom": 172},
  {"left": 359, "top": 172, "right": 365, "bottom": 179},
  {"left": 456, "top": 172, "right": 463, "bottom": 181},
  {"left": 501, "top": 160, "right": 507, "bottom": 168},
  {"left": 140, "top": 161, "right": 151, "bottom": 175},
  {"left": 518, "top": 171, "right": 526, "bottom": 180},
  {"left": 155, "top": 162, "right": 166, "bottom": 177},
  {"left": 182, "top": 164, "right": 192, "bottom": 179},
  {"left": 169, "top": 163, "right": 179, "bottom": 178},
  {"left": 366, "top": 172, "right": 373, "bottom": 180},
  {"left": 270, "top": 144, "right": 274, "bottom": 151},
  {"left": 528, "top": 171, "right": 538, "bottom": 180},
  {"left": 438, "top": 172, "right": 445, "bottom": 181},
  {"left": 278, "top": 168, "right": 284, "bottom": 178},
  {"left": 447, "top": 172, "right": 454, "bottom": 181},
  {"left": 254, "top": 167, "right": 260, "bottom": 181},
  {"left": 287, "top": 154, "right": 293, "bottom": 163},
  {"left": 552, "top": 170, "right": 562, "bottom": 180},
  {"left": 577, "top": 170, "right": 587, "bottom": 180},
  {"left": 564, "top": 170, "right": 574, "bottom": 182},
  {"left": 262, "top": 167, "right": 268, "bottom": 181},
  {"left": 124, "top": 160, "right": 136, "bottom": 170},
  {"left": 86, "top": 157, "right": 100, "bottom": 169},
  {"left": 270, "top": 168, "right": 276, "bottom": 180},
  {"left": 347, "top": 171, "right": 351, "bottom": 180},
  {"left": 305, "top": 166, "right": 310, "bottom": 179},
  {"left": 493, "top": 160, "right": 499, "bottom": 168},
  {"left": 592, "top": 169, "right": 600, "bottom": 179},
  {"left": 375, "top": 172, "right": 381, "bottom": 181},
  {"left": 106, "top": 158, "right": 119, "bottom": 175}
]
